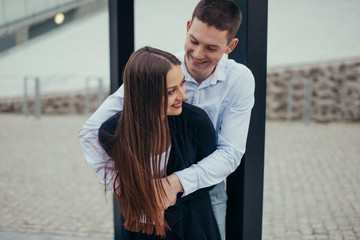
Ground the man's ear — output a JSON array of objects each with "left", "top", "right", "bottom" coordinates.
[
  {"left": 186, "top": 20, "right": 192, "bottom": 33},
  {"left": 225, "top": 38, "right": 239, "bottom": 54}
]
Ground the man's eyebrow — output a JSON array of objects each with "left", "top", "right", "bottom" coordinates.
[
  {"left": 189, "top": 33, "right": 198, "bottom": 41},
  {"left": 189, "top": 33, "right": 220, "bottom": 48}
]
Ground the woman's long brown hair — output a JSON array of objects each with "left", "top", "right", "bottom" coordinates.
[{"left": 101, "top": 47, "right": 181, "bottom": 236}]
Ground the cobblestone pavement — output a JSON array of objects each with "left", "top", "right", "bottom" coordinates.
[
  {"left": 0, "top": 115, "right": 359, "bottom": 240},
  {"left": 0, "top": 115, "right": 113, "bottom": 240},
  {"left": 262, "top": 121, "right": 360, "bottom": 240}
]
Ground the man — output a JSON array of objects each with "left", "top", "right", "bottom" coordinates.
[{"left": 79, "top": 0, "right": 254, "bottom": 239}]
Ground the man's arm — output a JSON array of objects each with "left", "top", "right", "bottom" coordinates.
[
  {"left": 174, "top": 71, "right": 255, "bottom": 196},
  {"left": 79, "top": 85, "right": 124, "bottom": 188}
]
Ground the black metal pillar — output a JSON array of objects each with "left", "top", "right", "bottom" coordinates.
[
  {"left": 109, "top": 0, "right": 134, "bottom": 93},
  {"left": 227, "top": 0, "right": 268, "bottom": 239},
  {"left": 108, "top": 0, "right": 134, "bottom": 239}
]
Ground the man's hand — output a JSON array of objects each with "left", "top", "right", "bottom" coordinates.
[{"left": 160, "top": 174, "right": 184, "bottom": 209}]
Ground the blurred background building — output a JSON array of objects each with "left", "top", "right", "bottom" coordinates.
[
  {"left": 0, "top": 0, "right": 359, "bottom": 122},
  {"left": 0, "top": 0, "right": 107, "bottom": 52}
]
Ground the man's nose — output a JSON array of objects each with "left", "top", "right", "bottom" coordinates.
[{"left": 192, "top": 46, "right": 204, "bottom": 60}]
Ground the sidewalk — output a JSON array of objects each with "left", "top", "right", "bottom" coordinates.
[
  {"left": 0, "top": 115, "right": 113, "bottom": 240},
  {"left": 0, "top": 114, "right": 359, "bottom": 239},
  {"left": 262, "top": 121, "right": 360, "bottom": 239}
]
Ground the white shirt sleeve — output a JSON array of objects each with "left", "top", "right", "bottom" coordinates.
[
  {"left": 175, "top": 71, "right": 255, "bottom": 196},
  {"left": 79, "top": 85, "right": 124, "bottom": 190}
]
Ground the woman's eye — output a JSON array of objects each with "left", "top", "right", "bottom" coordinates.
[{"left": 168, "top": 89, "right": 175, "bottom": 95}]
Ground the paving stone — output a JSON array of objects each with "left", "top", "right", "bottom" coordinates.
[
  {"left": 263, "top": 120, "right": 360, "bottom": 239},
  {"left": 1, "top": 115, "right": 359, "bottom": 240}
]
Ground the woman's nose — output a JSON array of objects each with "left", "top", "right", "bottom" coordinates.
[{"left": 178, "top": 85, "right": 187, "bottom": 100}]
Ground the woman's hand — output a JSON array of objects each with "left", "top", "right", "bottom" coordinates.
[{"left": 159, "top": 174, "right": 183, "bottom": 209}]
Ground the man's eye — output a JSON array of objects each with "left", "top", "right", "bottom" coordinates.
[
  {"left": 207, "top": 47, "right": 216, "bottom": 52},
  {"left": 191, "top": 40, "right": 198, "bottom": 45}
]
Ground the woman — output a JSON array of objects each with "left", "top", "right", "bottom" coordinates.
[{"left": 98, "top": 46, "right": 220, "bottom": 240}]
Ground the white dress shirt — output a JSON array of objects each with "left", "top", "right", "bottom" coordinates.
[{"left": 79, "top": 53, "right": 255, "bottom": 196}]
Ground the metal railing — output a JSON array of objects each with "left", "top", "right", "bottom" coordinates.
[
  {"left": 85, "top": 76, "right": 104, "bottom": 115},
  {"left": 23, "top": 76, "right": 41, "bottom": 118},
  {"left": 9, "top": 74, "right": 107, "bottom": 118}
]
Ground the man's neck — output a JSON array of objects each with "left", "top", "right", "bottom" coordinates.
[
  {"left": 193, "top": 71, "right": 212, "bottom": 85},
  {"left": 185, "top": 62, "right": 216, "bottom": 85}
]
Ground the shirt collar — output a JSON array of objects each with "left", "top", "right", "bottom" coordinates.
[
  {"left": 178, "top": 53, "right": 227, "bottom": 85},
  {"left": 209, "top": 56, "right": 226, "bottom": 85}
]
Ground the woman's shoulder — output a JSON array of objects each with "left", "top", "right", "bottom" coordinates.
[
  {"left": 181, "top": 102, "right": 210, "bottom": 122},
  {"left": 180, "top": 102, "right": 214, "bottom": 130},
  {"left": 180, "top": 103, "right": 216, "bottom": 152}
]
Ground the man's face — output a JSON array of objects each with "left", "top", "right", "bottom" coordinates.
[{"left": 184, "top": 17, "right": 238, "bottom": 83}]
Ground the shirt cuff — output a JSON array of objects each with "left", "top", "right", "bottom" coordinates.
[{"left": 174, "top": 167, "right": 198, "bottom": 197}]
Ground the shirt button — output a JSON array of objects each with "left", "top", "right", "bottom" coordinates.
[{"left": 196, "top": 90, "right": 200, "bottom": 93}]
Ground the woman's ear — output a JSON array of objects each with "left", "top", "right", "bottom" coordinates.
[{"left": 225, "top": 38, "right": 239, "bottom": 54}]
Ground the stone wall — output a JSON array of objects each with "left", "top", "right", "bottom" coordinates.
[
  {"left": 1, "top": 58, "right": 360, "bottom": 123},
  {"left": 267, "top": 58, "right": 360, "bottom": 122},
  {"left": 0, "top": 91, "right": 109, "bottom": 115}
]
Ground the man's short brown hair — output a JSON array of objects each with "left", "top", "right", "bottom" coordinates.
[{"left": 191, "top": 0, "right": 242, "bottom": 43}]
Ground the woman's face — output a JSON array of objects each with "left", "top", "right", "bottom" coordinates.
[{"left": 166, "top": 65, "right": 186, "bottom": 116}]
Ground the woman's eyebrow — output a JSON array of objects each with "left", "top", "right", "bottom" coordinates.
[{"left": 167, "top": 76, "right": 185, "bottom": 89}]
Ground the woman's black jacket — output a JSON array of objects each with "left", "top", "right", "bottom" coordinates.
[{"left": 98, "top": 102, "right": 221, "bottom": 240}]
